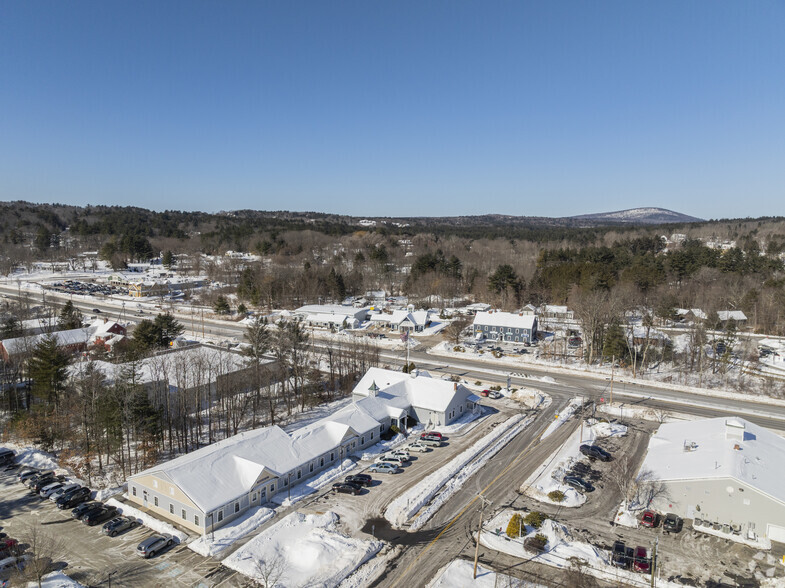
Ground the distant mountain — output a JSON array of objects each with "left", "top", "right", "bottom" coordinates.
[{"left": 569, "top": 207, "right": 704, "bottom": 225}]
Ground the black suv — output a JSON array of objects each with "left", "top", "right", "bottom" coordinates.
[
  {"left": 579, "top": 444, "right": 611, "bottom": 461},
  {"left": 663, "top": 513, "right": 683, "bottom": 533},
  {"left": 83, "top": 505, "right": 118, "bottom": 526},
  {"left": 563, "top": 476, "right": 594, "bottom": 493},
  {"left": 57, "top": 487, "right": 91, "bottom": 509},
  {"left": 345, "top": 474, "right": 372, "bottom": 487},
  {"left": 72, "top": 502, "right": 102, "bottom": 520},
  {"left": 611, "top": 540, "right": 628, "bottom": 568},
  {"left": 332, "top": 482, "right": 362, "bottom": 495}
]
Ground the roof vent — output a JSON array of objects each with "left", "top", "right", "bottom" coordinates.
[
  {"left": 725, "top": 418, "right": 745, "bottom": 441},
  {"left": 683, "top": 441, "right": 698, "bottom": 452}
]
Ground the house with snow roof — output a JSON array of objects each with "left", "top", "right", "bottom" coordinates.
[
  {"left": 127, "top": 367, "right": 478, "bottom": 535},
  {"left": 0, "top": 328, "right": 92, "bottom": 363},
  {"left": 369, "top": 309, "right": 432, "bottom": 333},
  {"left": 472, "top": 311, "right": 537, "bottom": 344},
  {"left": 717, "top": 310, "right": 747, "bottom": 329},
  {"left": 294, "top": 304, "right": 369, "bottom": 329},
  {"left": 639, "top": 417, "right": 785, "bottom": 544}
]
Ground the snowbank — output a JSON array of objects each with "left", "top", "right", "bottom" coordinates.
[
  {"left": 385, "top": 414, "right": 527, "bottom": 528},
  {"left": 188, "top": 506, "right": 275, "bottom": 557},
  {"left": 360, "top": 433, "right": 406, "bottom": 461},
  {"left": 540, "top": 397, "right": 582, "bottom": 440},
  {"left": 427, "top": 558, "right": 546, "bottom": 588},
  {"left": 408, "top": 414, "right": 534, "bottom": 531},
  {"left": 5, "top": 443, "right": 60, "bottom": 472},
  {"left": 272, "top": 458, "right": 355, "bottom": 507},
  {"left": 106, "top": 498, "right": 188, "bottom": 543},
  {"left": 223, "top": 511, "right": 383, "bottom": 587},
  {"left": 338, "top": 545, "right": 402, "bottom": 588},
  {"left": 94, "top": 484, "right": 126, "bottom": 501},
  {"left": 27, "top": 571, "right": 84, "bottom": 588}
]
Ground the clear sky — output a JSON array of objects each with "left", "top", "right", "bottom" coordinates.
[{"left": 1, "top": 1, "right": 784, "bottom": 219}]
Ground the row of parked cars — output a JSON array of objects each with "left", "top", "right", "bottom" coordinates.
[{"left": 15, "top": 467, "right": 175, "bottom": 560}]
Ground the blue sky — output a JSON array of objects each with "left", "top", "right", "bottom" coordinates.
[{"left": 1, "top": 1, "right": 784, "bottom": 219}]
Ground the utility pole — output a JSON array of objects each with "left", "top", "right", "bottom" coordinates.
[
  {"left": 579, "top": 395, "right": 584, "bottom": 443},
  {"left": 473, "top": 495, "right": 491, "bottom": 579},
  {"left": 650, "top": 536, "right": 658, "bottom": 587},
  {"left": 610, "top": 355, "right": 615, "bottom": 406}
]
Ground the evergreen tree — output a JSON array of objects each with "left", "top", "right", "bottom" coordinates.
[
  {"left": 162, "top": 250, "right": 175, "bottom": 269},
  {"left": 28, "top": 335, "right": 70, "bottom": 407},
  {"left": 58, "top": 300, "right": 83, "bottom": 330},
  {"left": 214, "top": 295, "right": 231, "bottom": 315}
]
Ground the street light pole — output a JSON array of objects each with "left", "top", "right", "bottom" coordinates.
[{"left": 473, "top": 494, "right": 491, "bottom": 579}]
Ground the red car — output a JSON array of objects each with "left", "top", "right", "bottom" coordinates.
[
  {"left": 640, "top": 510, "right": 659, "bottom": 528},
  {"left": 421, "top": 431, "right": 443, "bottom": 440},
  {"left": 481, "top": 389, "right": 491, "bottom": 397},
  {"left": 632, "top": 546, "right": 650, "bottom": 573}
]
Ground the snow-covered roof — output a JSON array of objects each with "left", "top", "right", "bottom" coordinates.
[
  {"left": 473, "top": 311, "right": 536, "bottom": 330},
  {"left": 370, "top": 310, "right": 430, "bottom": 327},
  {"left": 353, "top": 367, "right": 472, "bottom": 413},
  {"left": 466, "top": 303, "right": 491, "bottom": 312},
  {"left": 295, "top": 304, "right": 367, "bottom": 319},
  {"left": 306, "top": 312, "right": 358, "bottom": 325},
  {"left": 640, "top": 417, "right": 785, "bottom": 505},
  {"left": 717, "top": 310, "right": 747, "bottom": 322},
  {"left": 1, "top": 328, "right": 91, "bottom": 356},
  {"left": 542, "top": 305, "right": 570, "bottom": 314},
  {"left": 20, "top": 318, "right": 59, "bottom": 332}
]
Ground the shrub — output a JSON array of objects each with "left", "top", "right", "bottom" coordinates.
[
  {"left": 389, "top": 424, "right": 401, "bottom": 435},
  {"left": 506, "top": 513, "right": 524, "bottom": 538},
  {"left": 453, "top": 346, "right": 465, "bottom": 352},
  {"left": 548, "top": 490, "right": 565, "bottom": 503},
  {"left": 492, "top": 350, "right": 504, "bottom": 358},
  {"left": 523, "top": 511, "right": 546, "bottom": 529},
  {"left": 474, "top": 381, "right": 482, "bottom": 386},
  {"left": 490, "top": 385, "right": 502, "bottom": 391},
  {"left": 524, "top": 533, "right": 548, "bottom": 553}
]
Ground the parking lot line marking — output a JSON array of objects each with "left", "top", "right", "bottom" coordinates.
[{"left": 389, "top": 412, "right": 574, "bottom": 588}]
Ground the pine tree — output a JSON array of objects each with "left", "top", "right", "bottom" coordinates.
[{"left": 58, "top": 300, "right": 83, "bottom": 330}]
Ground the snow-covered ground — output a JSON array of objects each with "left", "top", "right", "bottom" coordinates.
[
  {"left": 522, "top": 419, "right": 627, "bottom": 507},
  {"left": 271, "top": 458, "right": 355, "bottom": 507},
  {"left": 27, "top": 571, "right": 84, "bottom": 588},
  {"left": 188, "top": 506, "right": 275, "bottom": 557},
  {"left": 337, "top": 545, "right": 402, "bottom": 588},
  {"left": 360, "top": 433, "right": 407, "bottom": 461},
  {"left": 540, "top": 397, "right": 582, "bottom": 439},
  {"left": 596, "top": 402, "right": 694, "bottom": 423},
  {"left": 222, "top": 511, "right": 382, "bottom": 587},
  {"left": 105, "top": 498, "right": 188, "bottom": 543},
  {"left": 427, "top": 558, "right": 546, "bottom": 588},
  {"left": 480, "top": 509, "right": 682, "bottom": 588},
  {"left": 384, "top": 413, "right": 530, "bottom": 529}
]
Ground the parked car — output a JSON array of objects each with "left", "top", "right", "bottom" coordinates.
[
  {"left": 344, "top": 474, "right": 372, "bottom": 487},
  {"left": 0, "top": 538, "right": 19, "bottom": 558},
  {"left": 83, "top": 505, "right": 118, "bottom": 526},
  {"left": 0, "top": 448, "right": 15, "bottom": 465},
  {"left": 30, "top": 474, "right": 60, "bottom": 493},
  {"left": 611, "top": 540, "right": 628, "bottom": 569},
  {"left": 92, "top": 308, "right": 101, "bottom": 314},
  {"left": 58, "top": 487, "right": 91, "bottom": 509},
  {"left": 632, "top": 546, "right": 650, "bottom": 573},
  {"left": 332, "top": 482, "right": 362, "bottom": 495},
  {"left": 376, "top": 455, "right": 405, "bottom": 466},
  {"left": 17, "top": 469, "right": 40, "bottom": 483},
  {"left": 23, "top": 471, "right": 53, "bottom": 488},
  {"left": 102, "top": 516, "right": 139, "bottom": 537},
  {"left": 480, "top": 389, "right": 491, "bottom": 397},
  {"left": 49, "top": 482, "right": 80, "bottom": 502},
  {"left": 640, "top": 510, "right": 659, "bottom": 528},
  {"left": 487, "top": 390, "right": 503, "bottom": 399},
  {"left": 663, "top": 513, "right": 683, "bottom": 533},
  {"left": 387, "top": 450, "right": 410, "bottom": 462},
  {"left": 0, "top": 554, "right": 31, "bottom": 578},
  {"left": 563, "top": 476, "right": 594, "bottom": 493},
  {"left": 368, "top": 462, "right": 399, "bottom": 474},
  {"left": 406, "top": 442, "right": 431, "bottom": 453},
  {"left": 421, "top": 431, "right": 443, "bottom": 441},
  {"left": 72, "top": 501, "right": 102, "bottom": 520},
  {"left": 579, "top": 444, "right": 611, "bottom": 461},
  {"left": 39, "top": 482, "right": 64, "bottom": 499},
  {"left": 136, "top": 534, "right": 174, "bottom": 558}
]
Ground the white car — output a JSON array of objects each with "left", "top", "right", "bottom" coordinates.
[
  {"left": 39, "top": 482, "right": 64, "bottom": 499},
  {"left": 368, "top": 462, "right": 399, "bottom": 474},
  {"left": 375, "top": 455, "right": 405, "bottom": 466},
  {"left": 406, "top": 442, "right": 431, "bottom": 453},
  {"left": 49, "top": 482, "right": 80, "bottom": 502},
  {"left": 388, "top": 450, "right": 410, "bottom": 461}
]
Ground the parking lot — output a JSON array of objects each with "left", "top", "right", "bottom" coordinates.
[
  {"left": 0, "top": 469, "right": 243, "bottom": 587},
  {"left": 46, "top": 280, "right": 125, "bottom": 297}
]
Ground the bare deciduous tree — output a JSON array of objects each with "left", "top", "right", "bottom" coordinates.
[{"left": 13, "top": 522, "right": 68, "bottom": 588}]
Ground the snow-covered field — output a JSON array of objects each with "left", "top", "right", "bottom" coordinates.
[
  {"left": 427, "top": 558, "right": 546, "bottom": 588},
  {"left": 596, "top": 402, "right": 694, "bottom": 423},
  {"left": 522, "top": 419, "right": 627, "bottom": 507},
  {"left": 222, "top": 511, "right": 382, "bottom": 587},
  {"left": 384, "top": 414, "right": 530, "bottom": 529},
  {"left": 337, "top": 545, "right": 402, "bottom": 588},
  {"left": 480, "top": 509, "right": 682, "bottom": 588},
  {"left": 188, "top": 506, "right": 275, "bottom": 557},
  {"left": 105, "top": 498, "right": 188, "bottom": 543},
  {"left": 27, "top": 571, "right": 84, "bottom": 588},
  {"left": 271, "top": 458, "right": 355, "bottom": 507}
]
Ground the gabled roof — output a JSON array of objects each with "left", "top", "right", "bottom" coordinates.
[
  {"left": 640, "top": 417, "right": 785, "bottom": 506},
  {"left": 353, "top": 367, "right": 472, "bottom": 413},
  {"left": 473, "top": 311, "right": 536, "bottom": 330},
  {"left": 717, "top": 310, "right": 747, "bottom": 322},
  {"left": 1, "top": 328, "right": 91, "bottom": 356}
]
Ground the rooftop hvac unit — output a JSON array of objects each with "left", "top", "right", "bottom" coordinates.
[{"left": 683, "top": 440, "right": 698, "bottom": 452}]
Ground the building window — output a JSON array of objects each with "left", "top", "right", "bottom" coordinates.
[
  {"left": 320, "top": 457, "right": 324, "bottom": 466},
  {"left": 270, "top": 484, "right": 275, "bottom": 493},
  {"left": 380, "top": 425, "right": 384, "bottom": 432},
  {"left": 132, "top": 486, "right": 137, "bottom": 497},
  {"left": 460, "top": 405, "right": 463, "bottom": 413},
  {"left": 182, "top": 509, "right": 186, "bottom": 520},
  {"left": 218, "top": 511, "right": 223, "bottom": 522},
  {"left": 194, "top": 515, "right": 200, "bottom": 526},
  {"left": 252, "top": 492, "right": 257, "bottom": 502},
  {"left": 361, "top": 437, "right": 365, "bottom": 444},
  {"left": 169, "top": 504, "right": 174, "bottom": 514},
  {"left": 235, "top": 502, "right": 240, "bottom": 513},
  {"left": 153, "top": 480, "right": 158, "bottom": 488},
  {"left": 297, "top": 470, "right": 302, "bottom": 480},
  {"left": 284, "top": 478, "right": 289, "bottom": 487},
  {"left": 371, "top": 432, "right": 374, "bottom": 440},
  {"left": 331, "top": 452, "right": 335, "bottom": 461},
  {"left": 154, "top": 497, "right": 159, "bottom": 507},
  {"left": 309, "top": 463, "right": 314, "bottom": 473},
  {"left": 170, "top": 487, "right": 175, "bottom": 496}
]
